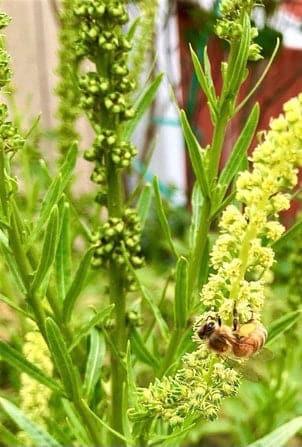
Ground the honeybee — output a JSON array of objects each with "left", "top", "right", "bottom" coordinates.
[{"left": 197, "top": 308, "right": 267, "bottom": 358}]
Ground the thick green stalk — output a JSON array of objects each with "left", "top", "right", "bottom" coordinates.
[
  {"left": 159, "top": 328, "right": 182, "bottom": 377},
  {"left": 188, "top": 197, "right": 211, "bottom": 299},
  {"left": 207, "top": 113, "right": 229, "bottom": 183},
  {"left": 160, "top": 197, "right": 211, "bottom": 377},
  {"left": 107, "top": 157, "right": 127, "bottom": 445},
  {"left": 73, "top": 397, "right": 102, "bottom": 446}
]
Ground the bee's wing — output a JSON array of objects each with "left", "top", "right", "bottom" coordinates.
[
  {"left": 225, "top": 358, "right": 261, "bottom": 382},
  {"left": 252, "top": 347, "right": 274, "bottom": 361},
  {"left": 226, "top": 347, "right": 274, "bottom": 382}
]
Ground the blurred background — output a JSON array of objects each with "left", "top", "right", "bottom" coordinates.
[{"left": 2, "top": 0, "right": 302, "bottom": 211}]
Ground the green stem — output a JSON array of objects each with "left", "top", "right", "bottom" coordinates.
[
  {"left": 188, "top": 197, "right": 211, "bottom": 300},
  {"left": 73, "top": 397, "right": 102, "bottom": 446},
  {"left": 207, "top": 113, "right": 229, "bottom": 183},
  {"left": 229, "top": 221, "right": 257, "bottom": 301},
  {"left": 0, "top": 145, "right": 8, "bottom": 217},
  {"left": 107, "top": 158, "right": 127, "bottom": 445},
  {"left": 159, "top": 328, "right": 182, "bottom": 377}
]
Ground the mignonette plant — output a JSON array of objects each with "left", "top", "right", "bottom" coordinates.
[{"left": 0, "top": 1, "right": 302, "bottom": 447}]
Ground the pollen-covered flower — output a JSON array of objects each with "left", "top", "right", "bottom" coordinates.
[
  {"left": 132, "top": 345, "right": 240, "bottom": 425},
  {"left": 19, "top": 327, "right": 53, "bottom": 445},
  {"left": 137, "top": 93, "right": 302, "bottom": 429},
  {"left": 199, "top": 93, "right": 302, "bottom": 324}
]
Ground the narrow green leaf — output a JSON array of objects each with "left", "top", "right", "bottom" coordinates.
[
  {"left": 0, "top": 341, "right": 64, "bottom": 395},
  {"left": 123, "top": 73, "right": 163, "bottom": 139},
  {"left": 0, "top": 422, "right": 20, "bottom": 446},
  {"left": 189, "top": 182, "right": 203, "bottom": 249},
  {"left": 63, "top": 247, "right": 93, "bottom": 322},
  {"left": 236, "top": 38, "right": 280, "bottom": 114},
  {"left": 0, "top": 243, "right": 27, "bottom": 294},
  {"left": 45, "top": 317, "right": 80, "bottom": 399},
  {"left": 197, "top": 237, "right": 210, "bottom": 291},
  {"left": 80, "top": 398, "right": 132, "bottom": 445},
  {"left": 84, "top": 329, "right": 106, "bottom": 401},
  {"left": 149, "top": 423, "right": 195, "bottom": 446},
  {"left": 55, "top": 202, "right": 71, "bottom": 302},
  {"left": 227, "top": 14, "right": 251, "bottom": 96},
  {"left": 152, "top": 176, "right": 178, "bottom": 258},
  {"left": 180, "top": 110, "right": 210, "bottom": 198},
  {"left": 174, "top": 257, "right": 189, "bottom": 329},
  {"left": 0, "top": 228, "right": 10, "bottom": 251},
  {"left": 32, "top": 175, "right": 62, "bottom": 240},
  {"left": 121, "top": 244, "right": 169, "bottom": 341},
  {"left": 62, "top": 399, "right": 91, "bottom": 446},
  {"left": 127, "top": 17, "right": 140, "bottom": 41},
  {"left": 218, "top": 103, "right": 260, "bottom": 199},
  {"left": 0, "top": 397, "right": 61, "bottom": 447},
  {"left": 7, "top": 211, "right": 31, "bottom": 291},
  {"left": 210, "top": 190, "right": 236, "bottom": 219},
  {"left": 137, "top": 183, "right": 152, "bottom": 229},
  {"left": 69, "top": 304, "right": 114, "bottom": 352},
  {"left": 272, "top": 219, "right": 302, "bottom": 251},
  {"left": 247, "top": 417, "right": 302, "bottom": 447},
  {"left": 31, "top": 206, "right": 59, "bottom": 293},
  {"left": 0, "top": 292, "right": 32, "bottom": 319},
  {"left": 142, "top": 284, "right": 169, "bottom": 342},
  {"left": 203, "top": 46, "right": 217, "bottom": 104},
  {"left": 30, "top": 143, "right": 77, "bottom": 243},
  {"left": 130, "top": 328, "right": 159, "bottom": 369},
  {"left": 126, "top": 343, "right": 138, "bottom": 407},
  {"left": 266, "top": 310, "right": 302, "bottom": 346},
  {"left": 190, "top": 45, "right": 217, "bottom": 120}
]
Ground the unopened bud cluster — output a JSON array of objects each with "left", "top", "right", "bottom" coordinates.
[
  {"left": 91, "top": 208, "right": 144, "bottom": 289},
  {"left": 19, "top": 328, "right": 53, "bottom": 445},
  {"left": 0, "top": 15, "right": 24, "bottom": 153},
  {"left": 84, "top": 129, "right": 137, "bottom": 171},
  {"left": 73, "top": 0, "right": 129, "bottom": 59},
  {"left": 0, "top": 104, "right": 24, "bottom": 154},
  {"left": 134, "top": 345, "right": 240, "bottom": 425},
  {"left": 73, "top": 0, "right": 138, "bottom": 204},
  {"left": 215, "top": 0, "right": 262, "bottom": 61},
  {"left": 73, "top": 0, "right": 135, "bottom": 122}
]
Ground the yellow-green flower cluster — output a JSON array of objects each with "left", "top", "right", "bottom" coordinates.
[
  {"left": 138, "top": 94, "right": 302, "bottom": 428},
  {"left": 215, "top": 0, "right": 262, "bottom": 61},
  {"left": 55, "top": 0, "right": 80, "bottom": 155},
  {"left": 201, "top": 94, "right": 302, "bottom": 325},
  {"left": 19, "top": 328, "right": 53, "bottom": 445},
  {"left": 133, "top": 345, "right": 240, "bottom": 425}
]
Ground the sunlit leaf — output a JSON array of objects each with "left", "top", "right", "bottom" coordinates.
[
  {"left": 247, "top": 417, "right": 302, "bottom": 447},
  {"left": 0, "top": 398, "right": 61, "bottom": 447}
]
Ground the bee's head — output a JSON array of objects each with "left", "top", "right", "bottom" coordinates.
[{"left": 197, "top": 319, "right": 217, "bottom": 339}]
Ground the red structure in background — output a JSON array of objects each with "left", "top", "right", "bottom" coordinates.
[{"left": 177, "top": 2, "right": 302, "bottom": 224}]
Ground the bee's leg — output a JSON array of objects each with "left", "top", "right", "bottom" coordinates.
[
  {"left": 233, "top": 304, "right": 239, "bottom": 331},
  {"left": 250, "top": 306, "right": 254, "bottom": 321},
  {"left": 218, "top": 316, "right": 222, "bottom": 327}
]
